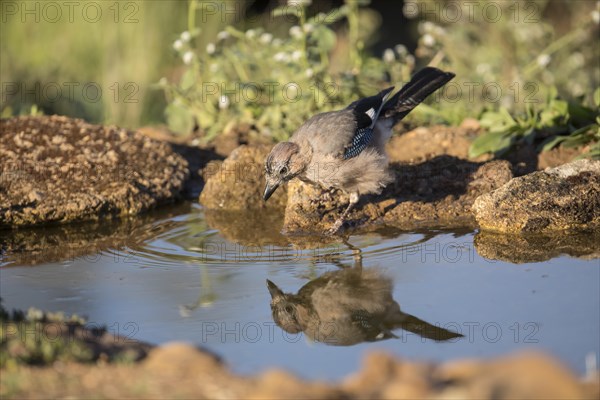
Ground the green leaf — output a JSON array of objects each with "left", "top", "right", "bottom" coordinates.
[
  {"left": 538, "top": 135, "right": 569, "bottom": 152},
  {"left": 594, "top": 87, "right": 600, "bottom": 107},
  {"left": 312, "top": 25, "right": 337, "bottom": 52},
  {"left": 179, "top": 69, "right": 196, "bottom": 91},
  {"left": 165, "top": 102, "right": 195, "bottom": 135},
  {"left": 468, "top": 130, "right": 513, "bottom": 158}
]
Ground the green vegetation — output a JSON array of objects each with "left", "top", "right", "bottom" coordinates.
[
  {"left": 161, "top": 0, "right": 413, "bottom": 141},
  {"left": 2, "top": 0, "right": 598, "bottom": 158},
  {"left": 0, "top": 300, "right": 91, "bottom": 368}
]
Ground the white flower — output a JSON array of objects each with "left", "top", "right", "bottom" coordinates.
[
  {"left": 158, "top": 77, "right": 168, "bottom": 86},
  {"left": 245, "top": 29, "right": 256, "bottom": 39},
  {"left": 259, "top": 33, "right": 273, "bottom": 44},
  {"left": 422, "top": 33, "right": 435, "bottom": 47},
  {"left": 219, "top": 95, "right": 230, "bottom": 110},
  {"left": 303, "top": 23, "right": 314, "bottom": 33},
  {"left": 217, "top": 31, "right": 229, "bottom": 41},
  {"left": 173, "top": 39, "right": 183, "bottom": 51},
  {"left": 394, "top": 44, "right": 407, "bottom": 56},
  {"left": 402, "top": 2, "right": 419, "bottom": 19},
  {"left": 182, "top": 51, "right": 194, "bottom": 65},
  {"left": 305, "top": 68, "right": 314, "bottom": 78},
  {"left": 383, "top": 48, "right": 395, "bottom": 63},
  {"left": 592, "top": 10, "right": 599, "bottom": 24},
  {"left": 289, "top": 25, "right": 303, "bottom": 39},
  {"left": 406, "top": 54, "right": 415, "bottom": 66},
  {"left": 291, "top": 50, "right": 303, "bottom": 61},
  {"left": 434, "top": 26, "right": 446, "bottom": 36},
  {"left": 274, "top": 52, "right": 289, "bottom": 62},
  {"left": 206, "top": 43, "right": 216, "bottom": 54},
  {"left": 180, "top": 31, "right": 191, "bottom": 42},
  {"left": 421, "top": 21, "right": 435, "bottom": 34},
  {"left": 476, "top": 63, "right": 491, "bottom": 75},
  {"left": 537, "top": 54, "right": 551, "bottom": 67}
]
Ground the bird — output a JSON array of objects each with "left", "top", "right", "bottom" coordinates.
[
  {"left": 263, "top": 67, "right": 455, "bottom": 234},
  {"left": 267, "top": 267, "right": 463, "bottom": 346}
]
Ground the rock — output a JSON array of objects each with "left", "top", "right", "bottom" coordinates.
[
  {"left": 284, "top": 157, "right": 513, "bottom": 234},
  {"left": 474, "top": 230, "right": 600, "bottom": 263},
  {"left": 0, "top": 116, "right": 189, "bottom": 227},
  {"left": 386, "top": 125, "right": 482, "bottom": 163},
  {"left": 199, "top": 144, "right": 287, "bottom": 210},
  {"left": 434, "top": 351, "right": 588, "bottom": 399},
  {"left": 473, "top": 159, "right": 600, "bottom": 233}
]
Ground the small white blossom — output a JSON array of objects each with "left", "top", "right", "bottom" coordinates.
[
  {"left": 182, "top": 51, "right": 194, "bottom": 65},
  {"left": 383, "top": 48, "right": 395, "bottom": 63},
  {"left": 476, "top": 63, "right": 491, "bottom": 75},
  {"left": 274, "top": 52, "right": 289, "bottom": 62},
  {"left": 537, "top": 54, "right": 551, "bottom": 67},
  {"left": 259, "top": 33, "right": 273, "bottom": 44},
  {"left": 421, "top": 21, "right": 435, "bottom": 34},
  {"left": 592, "top": 10, "right": 599, "bottom": 24},
  {"left": 303, "top": 23, "right": 314, "bottom": 33},
  {"left": 305, "top": 68, "right": 314, "bottom": 78},
  {"left": 206, "top": 43, "right": 216, "bottom": 54},
  {"left": 217, "top": 31, "right": 229, "bottom": 41},
  {"left": 158, "top": 77, "right": 168, "bottom": 86},
  {"left": 422, "top": 33, "right": 435, "bottom": 47},
  {"left": 291, "top": 50, "right": 303, "bottom": 61},
  {"left": 289, "top": 25, "right": 303, "bottom": 39},
  {"left": 180, "top": 31, "right": 191, "bottom": 42},
  {"left": 394, "top": 44, "right": 407, "bottom": 56},
  {"left": 219, "top": 95, "right": 230, "bottom": 110},
  {"left": 173, "top": 39, "right": 183, "bottom": 51},
  {"left": 245, "top": 29, "right": 256, "bottom": 39},
  {"left": 406, "top": 54, "right": 415, "bottom": 66},
  {"left": 402, "top": 2, "right": 419, "bottom": 19}
]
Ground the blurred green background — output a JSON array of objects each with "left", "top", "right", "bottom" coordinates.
[{"left": 1, "top": 0, "right": 598, "bottom": 157}]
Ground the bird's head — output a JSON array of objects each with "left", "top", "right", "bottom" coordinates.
[
  {"left": 263, "top": 141, "right": 304, "bottom": 201},
  {"left": 266, "top": 279, "right": 305, "bottom": 334}
]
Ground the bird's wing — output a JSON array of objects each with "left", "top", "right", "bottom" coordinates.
[
  {"left": 291, "top": 88, "right": 394, "bottom": 159},
  {"left": 343, "top": 87, "right": 394, "bottom": 160}
]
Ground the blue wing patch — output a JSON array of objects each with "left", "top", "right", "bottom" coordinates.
[{"left": 343, "top": 127, "right": 373, "bottom": 159}]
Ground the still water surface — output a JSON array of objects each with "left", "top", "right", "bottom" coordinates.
[{"left": 1, "top": 202, "right": 598, "bottom": 380}]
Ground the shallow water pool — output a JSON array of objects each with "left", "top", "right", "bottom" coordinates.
[{"left": 1, "top": 202, "right": 598, "bottom": 380}]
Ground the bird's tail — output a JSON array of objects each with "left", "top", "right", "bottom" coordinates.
[{"left": 382, "top": 67, "right": 455, "bottom": 124}]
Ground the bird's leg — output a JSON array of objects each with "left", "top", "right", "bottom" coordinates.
[{"left": 327, "top": 192, "right": 359, "bottom": 235}]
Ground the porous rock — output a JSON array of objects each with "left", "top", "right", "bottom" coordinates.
[
  {"left": 0, "top": 115, "right": 189, "bottom": 227},
  {"left": 199, "top": 144, "right": 287, "bottom": 210},
  {"left": 473, "top": 159, "right": 600, "bottom": 233}
]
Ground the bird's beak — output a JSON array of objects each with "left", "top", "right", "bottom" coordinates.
[
  {"left": 266, "top": 279, "right": 283, "bottom": 299},
  {"left": 263, "top": 181, "right": 279, "bottom": 201}
]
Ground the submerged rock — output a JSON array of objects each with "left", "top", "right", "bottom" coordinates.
[
  {"left": 199, "top": 144, "right": 287, "bottom": 210},
  {"left": 284, "top": 157, "right": 513, "bottom": 234},
  {"left": 0, "top": 116, "right": 189, "bottom": 227},
  {"left": 473, "top": 159, "right": 600, "bottom": 233}
]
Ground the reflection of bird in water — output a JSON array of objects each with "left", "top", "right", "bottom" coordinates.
[{"left": 267, "top": 267, "right": 463, "bottom": 346}]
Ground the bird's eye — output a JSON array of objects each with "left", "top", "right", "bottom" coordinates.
[
  {"left": 284, "top": 305, "right": 293, "bottom": 313},
  {"left": 279, "top": 166, "right": 288, "bottom": 176}
]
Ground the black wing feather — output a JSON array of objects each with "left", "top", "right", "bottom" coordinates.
[{"left": 343, "top": 87, "right": 394, "bottom": 159}]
